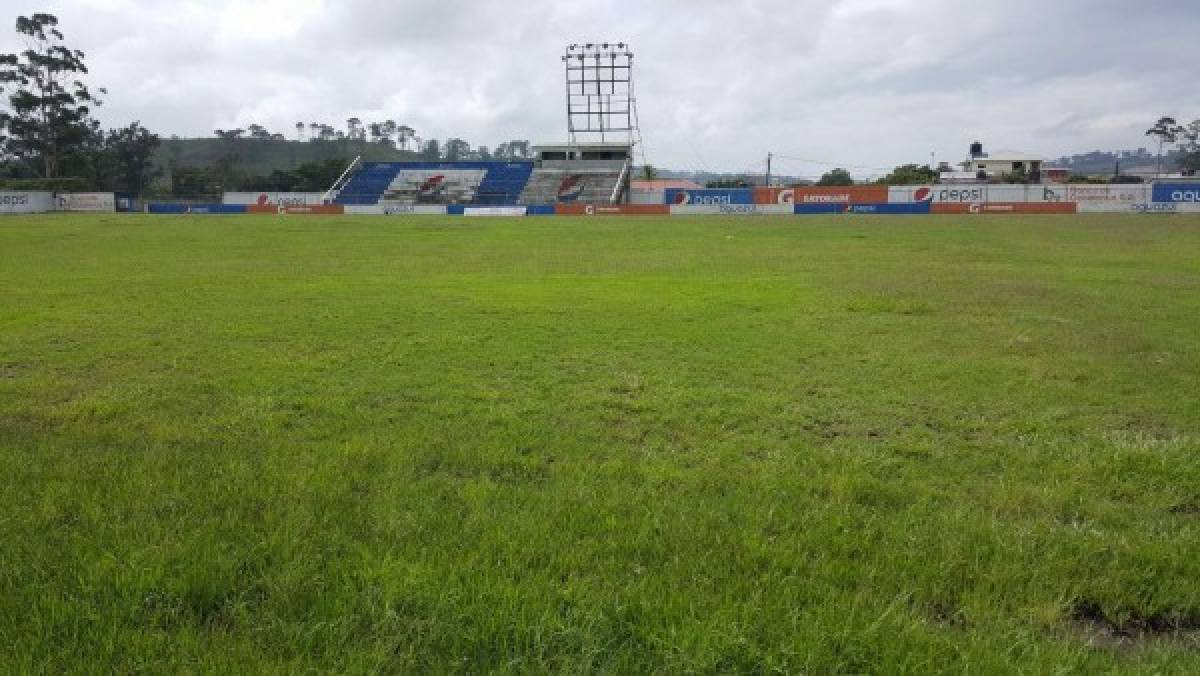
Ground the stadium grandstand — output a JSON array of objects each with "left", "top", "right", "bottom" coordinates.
[{"left": 330, "top": 142, "right": 632, "bottom": 208}]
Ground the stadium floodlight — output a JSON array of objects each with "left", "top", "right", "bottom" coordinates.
[{"left": 562, "top": 41, "right": 639, "bottom": 145}]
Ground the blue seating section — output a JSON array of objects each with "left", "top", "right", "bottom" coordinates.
[
  {"left": 336, "top": 164, "right": 401, "bottom": 206},
  {"left": 334, "top": 161, "right": 535, "bottom": 206}
]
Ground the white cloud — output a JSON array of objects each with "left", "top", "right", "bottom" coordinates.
[{"left": 2, "top": 0, "right": 1198, "bottom": 176}]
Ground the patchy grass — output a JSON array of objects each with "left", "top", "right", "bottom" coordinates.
[{"left": 1, "top": 213, "right": 1199, "bottom": 672}]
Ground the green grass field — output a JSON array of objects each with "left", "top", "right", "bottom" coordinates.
[{"left": 2, "top": 213, "right": 1198, "bottom": 672}]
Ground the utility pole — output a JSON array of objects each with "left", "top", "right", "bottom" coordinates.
[{"left": 765, "top": 152, "right": 773, "bottom": 187}]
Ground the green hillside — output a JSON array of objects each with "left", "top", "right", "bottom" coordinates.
[{"left": 155, "top": 138, "right": 421, "bottom": 180}]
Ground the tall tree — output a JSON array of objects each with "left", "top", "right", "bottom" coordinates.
[
  {"left": 443, "top": 137, "right": 470, "bottom": 161},
  {"left": 1179, "top": 119, "right": 1200, "bottom": 174},
  {"left": 421, "top": 139, "right": 440, "bottom": 161},
  {"left": 295, "top": 121, "right": 305, "bottom": 141},
  {"left": 1145, "top": 116, "right": 1184, "bottom": 177},
  {"left": 246, "top": 123, "right": 271, "bottom": 140},
  {"left": 106, "top": 121, "right": 160, "bottom": 195},
  {"left": 0, "top": 14, "right": 105, "bottom": 178},
  {"left": 817, "top": 168, "right": 854, "bottom": 186},
  {"left": 879, "top": 163, "right": 937, "bottom": 185},
  {"left": 397, "top": 125, "right": 414, "bottom": 151}
]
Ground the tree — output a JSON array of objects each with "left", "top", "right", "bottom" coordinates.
[
  {"left": 399, "top": 125, "right": 415, "bottom": 151},
  {"left": 706, "top": 178, "right": 750, "bottom": 188},
  {"left": 1145, "top": 116, "right": 1185, "bottom": 177},
  {"left": 817, "top": 168, "right": 853, "bottom": 186},
  {"left": 1178, "top": 119, "right": 1200, "bottom": 174},
  {"left": 1000, "top": 165, "right": 1028, "bottom": 184},
  {"left": 421, "top": 139, "right": 440, "bottom": 161},
  {"left": 640, "top": 165, "right": 658, "bottom": 180},
  {"left": 246, "top": 123, "right": 271, "bottom": 140},
  {"left": 509, "top": 140, "right": 531, "bottom": 158},
  {"left": 443, "top": 137, "right": 470, "bottom": 161},
  {"left": 346, "top": 117, "right": 365, "bottom": 141},
  {"left": 879, "top": 163, "right": 936, "bottom": 185},
  {"left": 105, "top": 121, "right": 160, "bottom": 195},
  {"left": 295, "top": 121, "right": 305, "bottom": 141},
  {"left": 0, "top": 14, "right": 105, "bottom": 178},
  {"left": 214, "top": 128, "right": 245, "bottom": 140}
]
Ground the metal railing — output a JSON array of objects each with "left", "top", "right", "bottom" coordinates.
[{"left": 322, "top": 155, "right": 362, "bottom": 204}]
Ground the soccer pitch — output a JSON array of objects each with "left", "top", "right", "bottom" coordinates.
[{"left": 1, "top": 214, "right": 1198, "bottom": 671}]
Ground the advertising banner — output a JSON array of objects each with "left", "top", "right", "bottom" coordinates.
[
  {"left": 1045, "top": 185, "right": 1151, "bottom": 203},
  {"left": 555, "top": 204, "right": 670, "bottom": 215},
  {"left": 222, "top": 192, "right": 326, "bottom": 207},
  {"left": 843, "top": 203, "right": 931, "bottom": 214},
  {"left": 0, "top": 191, "right": 54, "bottom": 214},
  {"left": 1118, "top": 203, "right": 1200, "bottom": 214},
  {"left": 930, "top": 202, "right": 1077, "bottom": 214},
  {"left": 671, "top": 204, "right": 794, "bottom": 215},
  {"left": 1151, "top": 182, "right": 1200, "bottom": 203},
  {"left": 343, "top": 205, "right": 448, "bottom": 215},
  {"left": 889, "top": 185, "right": 988, "bottom": 203},
  {"left": 464, "top": 207, "right": 528, "bottom": 217},
  {"left": 57, "top": 192, "right": 115, "bottom": 212},
  {"left": 984, "top": 185, "right": 1046, "bottom": 203},
  {"left": 283, "top": 204, "right": 344, "bottom": 215},
  {"left": 525, "top": 205, "right": 557, "bottom": 216},
  {"left": 793, "top": 186, "right": 888, "bottom": 204},
  {"left": 663, "top": 189, "right": 754, "bottom": 206},
  {"left": 147, "top": 203, "right": 247, "bottom": 214},
  {"left": 752, "top": 188, "right": 796, "bottom": 205},
  {"left": 794, "top": 204, "right": 844, "bottom": 214}
]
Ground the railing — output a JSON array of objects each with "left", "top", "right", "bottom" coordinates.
[
  {"left": 611, "top": 156, "right": 631, "bottom": 204},
  {"left": 322, "top": 155, "right": 362, "bottom": 204}
]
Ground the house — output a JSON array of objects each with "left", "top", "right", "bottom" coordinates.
[{"left": 960, "top": 149, "right": 1044, "bottom": 178}]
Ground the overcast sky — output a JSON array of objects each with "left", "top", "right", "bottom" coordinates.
[{"left": 4, "top": 0, "right": 1199, "bottom": 178}]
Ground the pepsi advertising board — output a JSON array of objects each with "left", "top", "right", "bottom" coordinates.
[
  {"left": 890, "top": 186, "right": 988, "bottom": 203},
  {"left": 1152, "top": 183, "right": 1200, "bottom": 203},
  {"left": 664, "top": 189, "right": 754, "bottom": 206}
]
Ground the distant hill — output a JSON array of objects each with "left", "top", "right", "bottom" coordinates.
[
  {"left": 155, "top": 137, "right": 421, "bottom": 179},
  {"left": 1053, "top": 147, "right": 1185, "bottom": 176}
]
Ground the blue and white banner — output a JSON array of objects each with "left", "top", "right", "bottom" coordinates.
[
  {"left": 1152, "top": 182, "right": 1200, "bottom": 203},
  {"left": 664, "top": 188, "right": 754, "bottom": 206}
]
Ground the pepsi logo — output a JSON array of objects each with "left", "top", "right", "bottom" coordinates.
[
  {"left": 913, "top": 187, "right": 933, "bottom": 202},
  {"left": 672, "top": 191, "right": 690, "bottom": 205}
]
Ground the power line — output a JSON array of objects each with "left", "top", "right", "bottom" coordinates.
[{"left": 771, "top": 153, "right": 896, "bottom": 173}]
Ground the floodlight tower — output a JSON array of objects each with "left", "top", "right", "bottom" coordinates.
[{"left": 563, "top": 42, "right": 642, "bottom": 149}]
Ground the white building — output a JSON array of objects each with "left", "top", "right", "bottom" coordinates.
[{"left": 960, "top": 149, "right": 1044, "bottom": 178}]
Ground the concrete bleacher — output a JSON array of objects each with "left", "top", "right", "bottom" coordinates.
[
  {"left": 334, "top": 162, "right": 534, "bottom": 206},
  {"left": 518, "top": 169, "right": 624, "bottom": 205},
  {"left": 332, "top": 153, "right": 627, "bottom": 207}
]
